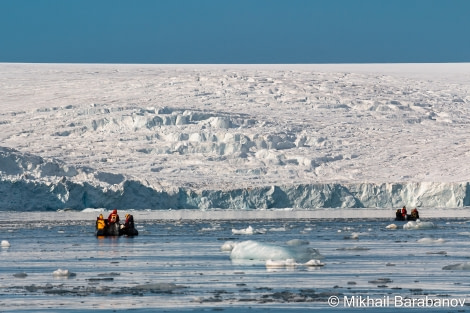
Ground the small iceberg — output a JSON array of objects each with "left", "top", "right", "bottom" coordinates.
[
  {"left": 52, "top": 269, "right": 76, "bottom": 278},
  {"left": 232, "top": 226, "right": 254, "bottom": 235},
  {"left": 403, "top": 220, "right": 435, "bottom": 230},
  {"left": 1, "top": 240, "right": 10, "bottom": 248},
  {"left": 386, "top": 224, "right": 398, "bottom": 229},
  {"left": 220, "top": 241, "right": 236, "bottom": 252},
  {"left": 231, "top": 225, "right": 266, "bottom": 235},
  {"left": 230, "top": 240, "right": 323, "bottom": 264},
  {"left": 417, "top": 237, "right": 445, "bottom": 244}
]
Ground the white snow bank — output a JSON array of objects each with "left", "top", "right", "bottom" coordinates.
[
  {"left": 403, "top": 220, "right": 436, "bottom": 230},
  {"left": 229, "top": 240, "right": 323, "bottom": 263},
  {"left": 1, "top": 240, "right": 10, "bottom": 248},
  {"left": 442, "top": 262, "right": 470, "bottom": 271},
  {"left": 417, "top": 237, "right": 446, "bottom": 244}
]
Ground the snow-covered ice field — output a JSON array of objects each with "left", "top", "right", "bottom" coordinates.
[{"left": 1, "top": 63, "right": 470, "bottom": 210}]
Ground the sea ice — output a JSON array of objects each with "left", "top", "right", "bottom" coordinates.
[
  {"left": 232, "top": 225, "right": 254, "bottom": 235},
  {"left": 417, "top": 237, "right": 446, "bottom": 244},
  {"left": 265, "top": 258, "right": 324, "bottom": 269},
  {"left": 442, "top": 262, "right": 470, "bottom": 270},
  {"left": 220, "top": 241, "right": 236, "bottom": 252},
  {"left": 1, "top": 240, "right": 10, "bottom": 248},
  {"left": 52, "top": 269, "right": 76, "bottom": 277},
  {"left": 230, "top": 240, "right": 322, "bottom": 263},
  {"left": 403, "top": 220, "right": 436, "bottom": 230}
]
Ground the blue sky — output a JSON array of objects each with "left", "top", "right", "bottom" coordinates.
[{"left": 1, "top": 0, "right": 469, "bottom": 64}]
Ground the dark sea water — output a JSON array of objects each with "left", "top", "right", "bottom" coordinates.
[{"left": 1, "top": 211, "right": 470, "bottom": 312}]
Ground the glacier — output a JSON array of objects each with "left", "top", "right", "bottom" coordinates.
[
  {"left": 1, "top": 146, "right": 469, "bottom": 211},
  {"left": 1, "top": 63, "right": 470, "bottom": 211}
]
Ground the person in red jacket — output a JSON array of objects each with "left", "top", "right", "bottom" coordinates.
[
  {"left": 401, "top": 206, "right": 407, "bottom": 218},
  {"left": 108, "top": 209, "right": 120, "bottom": 224}
]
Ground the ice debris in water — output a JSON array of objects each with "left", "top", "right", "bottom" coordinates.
[
  {"left": 229, "top": 240, "right": 323, "bottom": 263},
  {"left": 220, "top": 241, "right": 236, "bottom": 252},
  {"left": 386, "top": 224, "right": 398, "bottom": 229},
  {"left": 403, "top": 220, "right": 435, "bottom": 230},
  {"left": 286, "top": 239, "right": 309, "bottom": 246},
  {"left": 417, "top": 237, "right": 446, "bottom": 244},
  {"left": 52, "top": 269, "right": 76, "bottom": 277},
  {"left": 232, "top": 225, "right": 267, "bottom": 235},
  {"left": 232, "top": 225, "right": 254, "bottom": 235},
  {"left": 1, "top": 240, "right": 10, "bottom": 248},
  {"left": 265, "top": 258, "right": 324, "bottom": 269},
  {"left": 442, "top": 262, "right": 470, "bottom": 271}
]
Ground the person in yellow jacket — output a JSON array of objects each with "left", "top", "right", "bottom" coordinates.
[{"left": 95, "top": 214, "right": 107, "bottom": 236}]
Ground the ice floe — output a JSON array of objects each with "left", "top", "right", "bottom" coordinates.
[
  {"left": 231, "top": 225, "right": 266, "bottom": 235},
  {"left": 417, "top": 237, "right": 446, "bottom": 244},
  {"left": 265, "top": 258, "right": 324, "bottom": 269},
  {"left": 52, "top": 269, "right": 76, "bottom": 278},
  {"left": 1, "top": 240, "right": 10, "bottom": 248},
  {"left": 229, "top": 240, "right": 323, "bottom": 264},
  {"left": 403, "top": 220, "right": 436, "bottom": 230}
]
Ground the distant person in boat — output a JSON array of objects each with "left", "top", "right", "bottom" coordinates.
[
  {"left": 395, "top": 209, "right": 403, "bottom": 220},
  {"left": 411, "top": 208, "right": 420, "bottom": 220},
  {"left": 120, "top": 213, "right": 138, "bottom": 236},
  {"left": 96, "top": 214, "right": 106, "bottom": 232},
  {"left": 108, "top": 209, "right": 120, "bottom": 224},
  {"left": 123, "top": 213, "right": 135, "bottom": 229},
  {"left": 401, "top": 206, "right": 407, "bottom": 218}
]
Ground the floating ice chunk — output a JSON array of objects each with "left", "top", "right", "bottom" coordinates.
[
  {"left": 442, "top": 262, "right": 470, "bottom": 270},
  {"left": 220, "top": 241, "right": 236, "bottom": 252},
  {"left": 266, "top": 258, "right": 297, "bottom": 268},
  {"left": 417, "top": 237, "right": 446, "bottom": 244},
  {"left": 386, "top": 224, "right": 398, "bottom": 229},
  {"left": 344, "top": 232, "right": 359, "bottom": 240},
  {"left": 269, "top": 227, "right": 286, "bottom": 232},
  {"left": 286, "top": 239, "right": 309, "bottom": 246},
  {"left": 304, "top": 259, "right": 325, "bottom": 267},
  {"left": 231, "top": 225, "right": 266, "bottom": 235},
  {"left": 403, "top": 220, "right": 435, "bottom": 230},
  {"left": 52, "top": 269, "right": 76, "bottom": 277},
  {"left": 232, "top": 226, "right": 254, "bottom": 235},
  {"left": 265, "top": 258, "right": 324, "bottom": 269},
  {"left": 1, "top": 240, "right": 10, "bottom": 248},
  {"left": 230, "top": 240, "right": 322, "bottom": 263}
]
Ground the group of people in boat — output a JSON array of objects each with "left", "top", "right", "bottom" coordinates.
[
  {"left": 395, "top": 206, "right": 420, "bottom": 221},
  {"left": 95, "top": 209, "right": 138, "bottom": 236}
]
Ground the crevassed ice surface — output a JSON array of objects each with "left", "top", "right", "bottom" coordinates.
[{"left": 1, "top": 63, "right": 470, "bottom": 190}]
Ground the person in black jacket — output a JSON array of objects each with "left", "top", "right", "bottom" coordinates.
[{"left": 120, "top": 213, "right": 138, "bottom": 236}]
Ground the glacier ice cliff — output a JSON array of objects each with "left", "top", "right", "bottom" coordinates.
[{"left": 1, "top": 147, "right": 469, "bottom": 211}]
